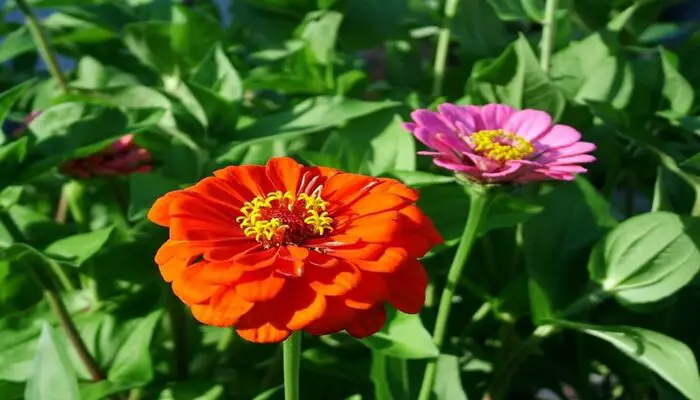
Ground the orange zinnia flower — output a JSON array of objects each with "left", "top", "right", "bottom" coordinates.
[{"left": 148, "top": 157, "right": 442, "bottom": 343}]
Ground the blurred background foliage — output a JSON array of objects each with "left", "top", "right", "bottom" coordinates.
[{"left": 2, "top": 0, "right": 700, "bottom": 399}]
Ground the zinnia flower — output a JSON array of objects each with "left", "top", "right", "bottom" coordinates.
[
  {"left": 403, "top": 103, "right": 596, "bottom": 183},
  {"left": 148, "top": 157, "right": 442, "bottom": 343},
  {"left": 60, "top": 134, "right": 152, "bottom": 179}
]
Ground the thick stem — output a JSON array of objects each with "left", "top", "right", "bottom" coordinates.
[
  {"left": 283, "top": 331, "right": 302, "bottom": 400},
  {"left": 15, "top": 0, "right": 70, "bottom": 93},
  {"left": 431, "top": 0, "right": 461, "bottom": 97},
  {"left": 417, "top": 188, "right": 491, "bottom": 400},
  {"left": 43, "top": 287, "right": 105, "bottom": 381},
  {"left": 539, "top": 0, "right": 559, "bottom": 74},
  {"left": 166, "top": 293, "right": 190, "bottom": 381},
  {"left": 54, "top": 184, "right": 69, "bottom": 224}
]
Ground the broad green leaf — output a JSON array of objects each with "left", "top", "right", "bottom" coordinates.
[
  {"left": 299, "top": 10, "right": 343, "bottom": 65},
  {"left": 433, "top": 355, "right": 468, "bottom": 400},
  {"left": 192, "top": 43, "right": 243, "bottom": 102},
  {"left": 24, "top": 324, "right": 81, "bottom": 400},
  {"left": 387, "top": 171, "right": 455, "bottom": 188},
  {"left": 0, "top": 27, "right": 35, "bottom": 64},
  {"left": 217, "top": 97, "right": 399, "bottom": 163},
  {"left": 339, "top": 0, "right": 407, "bottom": 50},
  {"left": 469, "top": 35, "right": 565, "bottom": 120},
  {"left": 107, "top": 309, "right": 163, "bottom": 386},
  {"left": 0, "top": 138, "right": 30, "bottom": 188},
  {"left": 454, "top": 0, "right": 511, "bottom": 58},
  {"left": 44, "top": 227, "right": 114, "bottom": 267},
  {"left": 0, "top": 79, "right": 37, "bottom": 140},
  {"left": 124, "top": 21, "right": 178, "bottom": 74},
  {"left": 550, "top": 32, "right": 614, "bottom": 99},
  {"left": 128, "top": 172, "right": 183, "bottom": 221},
  {"left": 322, "top": 110, "right": 415, "bottom": 175},
  {"left": 523, "top": 178, "right": 616, "bottom": 321},
  {"left": 370, "top": 353, "right": 410, "bottom": 400},
  {"left": 359, "top": 308, "right": 438, "bottom": 359},
  {"left": 589, "top": 211, "right": 700, "bottom": 304},
  {"left": 6, "top": 204, "right": 71, "bottom": 249},
  {"left": 659, "top": 48, "right": 694, "bottom": 115},
  {"left": 564, "top": 321, "right": 700, "bottom": 400}
]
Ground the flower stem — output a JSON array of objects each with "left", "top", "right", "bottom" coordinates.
[
  {"left": 417, "top": 188, "right": 491, "bottom": 400},
  {"left": 15, "top": 0, "right": 70, "bottom": 93},
  {"left": 431, "top": 0, "right": 461, "bottom": 97},
  {"left": 166, "top": 292, "right": 190, "bottom": 381},
  {"left": 42, "top": 283, "right": 105, "bottom": 381},
  {"left": 283, "top": 331, "right": 302, "bottom": 400},
  {"left": 539, "top": 0, "right": 559, "bottom": 74}
]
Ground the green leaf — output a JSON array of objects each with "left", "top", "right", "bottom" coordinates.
[
  {"left": 6, "top": 204, "right": 71, "bottom": 248},
  {"left": 0, "top": 27, "right": 35, "bottom": 64},
  {"left": 192, "top": 43, "right": 243, "bottom": 102},
  {"left": 128, "top": 172, "right": 183, "bottom": 221},
  {"left": 386, "top": 171, "right": 455, "bottom": 188},
  {"left": 370, "top": 353, "right": 410, "bottom": 400},
  {"left": 124, "top": 21, "right": 178, "bottom": 74},
  {"left": 469, "top": 35, "right": 565, "bottom": 120},
  {"left": 454, "top": 0, "right": 511, "bottom": 58},
  {"left": 299, "top": 10, "right": 343, "bottom": 65},
  {"left": 338, "top": 0, "right": 407, "bottom": 50},
  {"left": 158, "top": 381, "right": 225, "bottom": 400},
  {"left": 252, "top": 386, "right": 283, "bottom": 400},
  {"left": 44, "top": 227, "right": 114, "bottom": 267},
  {"left": 0, "top": 79, "right": 37, "bottom": 140},
  {"left": 24, "top": 323, "right": 81, "bottom": 400},
  {"left": 107, "top": 309, "right": 163, "bottom": 386},
  {"left": 563, "top": 321, "right": 700, "bottom": 400},
  {"left": 0, "top": 138, "right": 30, "bottom": 188},
  {"left": 217, "top": 97, "right": 399, "bottom": 163},
  {"left": 589, "top": 211, "right": 700, "bottom": 304},
  {"left": 523, "top": 178, "right": 616, "bottom": 321},
  {"left": 322, "top": 110, "right": 415, "bottom": 175},
  {"left": 659, "top": 48, "right": 694, "bottom": 115},
  {"left": 359, "top": 308, "right": 438, "bottom": 359},
  {"left": 433, "top": 355, "right": 468, "bottom": 400}
]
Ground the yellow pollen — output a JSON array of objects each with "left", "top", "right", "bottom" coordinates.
[
  {"left": 235, "top": 191, "right": 333, "bottom": 244},
  {"left": 470, "top": 129, "right": 534, "bottom": 162}
]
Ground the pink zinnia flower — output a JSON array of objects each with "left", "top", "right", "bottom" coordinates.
[
  {"left": 60, "top": 134, "right": 152, "bottom": 179},
  {"left": 403, "top": 103, "right": 596, "bottom": 183}
]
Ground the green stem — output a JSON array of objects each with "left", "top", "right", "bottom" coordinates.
[
  {"left": 539, "top": 0, "right": 559, "bottom": 74},
  {"left": 15, "top": 0, "right": 70, "bottom": 93},
  {"left": 65, "top": 180, "right": 88, "bottom": 231},
  {"left": 417, "top": 188, "right": 491, "bottom": 400},
  {"left": 38, "top": 277, "right": 104, "bottom": 381},
  {"left": 431, "top": 0, "right": 461, "bottom": 97},
  {"left": 283, "top": 331, "right": 302, "bottom": 400},
  {"left": 166, "top": 293, "right": 189, "bottom": 381},
  {"left": 48, "top": 258, "right": 76, "bottom": 292}
]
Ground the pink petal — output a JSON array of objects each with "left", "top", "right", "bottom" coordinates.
[
  {"left": 534, "top": 125, "right": 582, "bottom": 149},
  {"left": 479, "top": 104, "right": 517, "bottom": 130},
  {"left": 534, "top": 141, "right": 596, "bottom": 163},
  {"left": 410, "top": 110, "right": 454, "bottom": 133},
  {"left": 437, "top": 103, "right": 477, "bottom": 133},
  {"left": 463, "top": 152, "right": 501, "bottom": 172},
  {"left": 433, "top": 158, "right": 482, "bottom": 175},
  {"left": 481, "top": 162, "right": 526, "bottom": 180},
  {"left": 402, "top": 122, "right": 417, "bottom": 132},
  {"left": 541, "top": 165, "right": 588, "bottom": 173},
  {"left": 548, "top": 154, "right": 596, "bottom": 165},
  {"left": 503, "top": 109, "right": 553, "bottom": 141}
]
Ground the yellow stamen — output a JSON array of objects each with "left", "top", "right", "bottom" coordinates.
[
  {"left": 236, "top": 191, "right": 333, "bottom": 244},
  {"left": 471, "top": 129, "right": 534, "bottom": 162}
]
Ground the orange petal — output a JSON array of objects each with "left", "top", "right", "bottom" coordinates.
[
  {"left": 172, "top": 265, "right": 219, "bottom": 304},
  {"left": 386, "top": 259, "right": 428, "bottom": 314},
  {"left": 347, "top": 193, "right": 412, "bottom": 218},
  {"left": 344, "top": 271, "right": 387, "bottom": 310},
  {"left": 265, "top": 157, "right": 303, "bottom": 193},
  {"left": 322, "top": 173, "right": 378, "bottom": 212},
  {"left": 399, "top": 205, "right": 443, "bottom": 246},
  {"left": 234, "top": 248, "right": 279, "bottom": 270},
  {"left": 279, "top": 282, "right": 327, "bottom": 330},
  {"left": 190, "top": 176, "right": 247, "bottom": 209},
  {"left": 148, "top": 191, "right": 180, "bottom": 226},
  {"left": 158, "top": 256, "right": 187, "bottom": 282},
  {"left": 190, "top": 289, "right": 254, "bottom": 327},
  {"left": 325, "top": 243, "right": 385, "bottom": 261},
  {"left": 375, "top": 178, "right": 419, "bottom": 201},
  {"left": 352, "top": 247, "right": 408, "bottom": 273},
  {"left": 304, "top": 297, "right": 357, "bottom": 336},
  {"left": 204, "top": 240, "right": 260, "bottom": 261},
  {"left": 346, "top": 305, "right": 386, "bottom": 338},
  {"left": 236, "top": 323, "right": 291, "bottom": 343},
  {"left": 340, "top": 212, "right": 403, "bottom": 243},
  {"left": 213, "top": 165, "right": 274, "bottom": 198},
  {"left": 191, "top": 260, "right": 245, "bottom": 284},
  {"left": 308, "top": 260, "right": 360, "bottom": 296},
  {"left": 235, "top": 269, "right": 286, "bottom": 302}
]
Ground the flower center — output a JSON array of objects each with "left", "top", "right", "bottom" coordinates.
[
  {"left": 470, "top": 129, "right": 534, "bottom": 162},
  {"left": 236, "top": 191, "right": 333, "bottom": 247}
]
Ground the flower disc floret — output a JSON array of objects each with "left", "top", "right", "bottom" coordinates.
[
  {"left": 236, "top": 191, "right": 333, "bottom": 246},
  {"left": 470, "top": 129, "right": 534, "bottom": 162}
]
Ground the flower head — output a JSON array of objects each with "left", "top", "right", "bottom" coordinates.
[
  {"left": 60, "top": 134, "right": 152, "bottom": 179},
  {"left": 148, "top": 157, "right": 442, "bottom": 343},
  {"left": 403, "top": 103, "right": 596, "bottom": 183}
]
